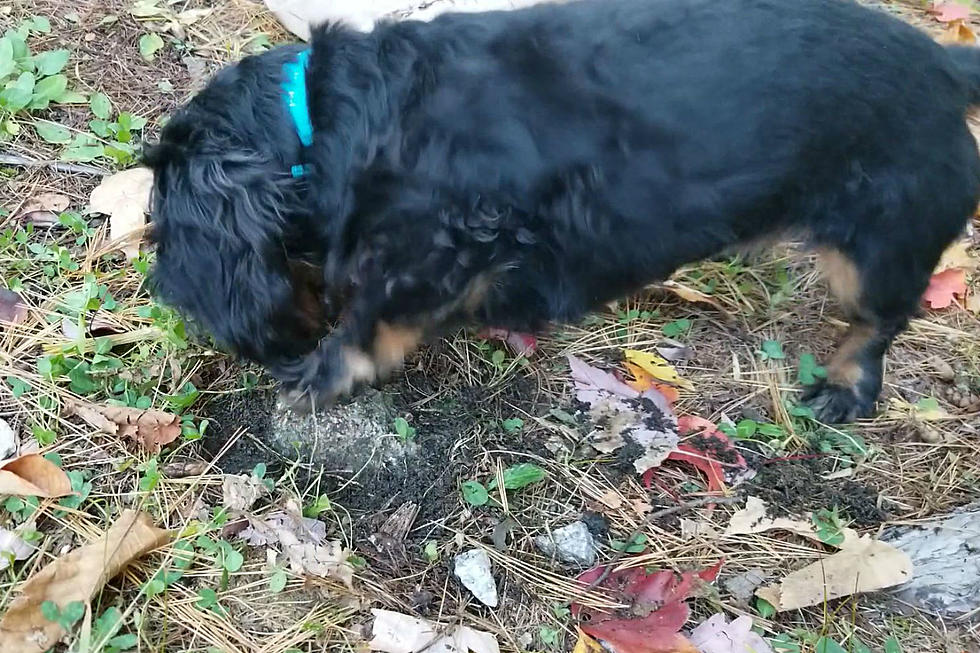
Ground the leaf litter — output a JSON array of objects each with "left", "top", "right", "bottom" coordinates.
[
  {"left": 572, "top": 560, "right": 723, "bottom": 653},
  {"left": 369, "top": 609, "right": 499, "bottom": 653},
  {"left": 88, "top": 167, "right": 154, "bottom": 259},
  {"left": 0, "top": 453, "right": 72, "bottom": 498},
  {"left": 0, "top": 510, "right": 170, "bottom": 653},
  {"left": 237, "top": 498, "right": 353, "bottom": 588},
  {"left": 568, "top": 355, "right": 679, "bottom": 474},
  {"left": 65, "top": 401, "right": 180, "bottom": 452}
]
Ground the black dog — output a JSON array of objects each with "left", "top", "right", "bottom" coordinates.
[{"left": 144, "top": 0, "right": 980, "bottom": 422}]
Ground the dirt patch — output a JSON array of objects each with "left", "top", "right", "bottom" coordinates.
[
  {"left": 201, "top": 366, "right": 550, "bottom": 525},
  {"left": 746, "top": 456, "right": 887, "bottom": 526}
]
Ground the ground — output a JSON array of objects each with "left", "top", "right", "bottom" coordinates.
[{"left": 1, "top": 0, "right": 979, "bottom": 652}]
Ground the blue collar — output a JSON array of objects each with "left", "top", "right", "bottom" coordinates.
[{"left": 282, "top": 49, "right": 313, "bottom": 177}]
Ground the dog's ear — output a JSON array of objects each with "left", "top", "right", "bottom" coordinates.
[{"left": 148, "top": 141, "right": 315, "bottom": 365}]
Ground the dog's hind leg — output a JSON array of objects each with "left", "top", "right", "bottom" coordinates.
[{"left": 804, "top": 160, "right": 976, "bottom": 422}]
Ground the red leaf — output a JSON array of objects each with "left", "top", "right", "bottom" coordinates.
[
  {"left": 479, "top": 328, "right": 538, "bottom": 356},
  {"left": 923, "top": 268, "right": 967, "bottom": 309},
  {"left": 583, "top": 602, "right": 696, "bottom": 653},
  {"left": 932, "top": 1, "right": 971, "bottom": 22},
  {"left": 572, "top": 562, "right": 723, "bottom": 653},
  {"left": 643, "top": 417, "right": 746, "bottom": 492}
]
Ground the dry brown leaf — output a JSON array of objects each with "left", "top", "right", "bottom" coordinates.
[
  {"left": 67, "top": 402, "right": 180, "bottom": 452},
  {"left": 967, "top": 291, "right": 980, "bottom": 315},
  {"left": 755, "top": 535, "right": 912, "bottom": 612},
  {"left": 0, "top": 454, "right": 72, "bottom": 498},
  {"left": 17, "top": 192, "right": 69, "bottom": 225},
  {"left": 659, "top": 280, "right": 733, "bottom": 318},
  {"left": 725, "top": 496, "right": 859, "bottom": 548},
  {"left": 369, "top": 609, "right": 500, "bottom": 653},
  {"left": 0, "top": 510, "right": 171, "bottom": 653},
  {"left": 935, "top": 239, "right": 978, "bottom": 273},
  {"left": 222, "top": 474, "right": 268, "bottom": 512},
  {"left": 89, "top": 167, "right": 153, "bottom": 259}
]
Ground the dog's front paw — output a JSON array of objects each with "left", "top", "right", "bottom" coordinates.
[
  {"left": 275, "top": 343, "right": 378, "bottom": 414},
  {"left": 801, "top": 381, "right": 876, "bottom": 423}
]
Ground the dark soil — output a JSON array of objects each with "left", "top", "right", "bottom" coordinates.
[
  {"left": 200, "top": 364, "right": 552, "bottom": 527},
  {"left": 746, "top": 456, "right": 887, "bottom": 526}
]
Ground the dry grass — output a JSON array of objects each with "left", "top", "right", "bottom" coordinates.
[{"left": 1, "top": 0, "right": 980, "bottom": 651}]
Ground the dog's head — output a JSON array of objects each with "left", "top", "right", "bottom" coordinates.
[{"left": 143, "top": 45, "right": 327, "bottom": 365}]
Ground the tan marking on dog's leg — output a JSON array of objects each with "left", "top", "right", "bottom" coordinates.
[
  {"left": 818, "top": 248, "right": 862, "bottom": 317},
  {"left": 331, "top": 346, "right": 376, "bottom": 396},
  {"left": 373, "top": 322, "right": 422, "bottom": 375},
  {"left": 826, "top": 323, "right": 875, "bottom": 387}
]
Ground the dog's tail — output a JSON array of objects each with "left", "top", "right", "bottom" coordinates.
[{"left": 947, "top": 45, "right": 980, "bottom": 105}]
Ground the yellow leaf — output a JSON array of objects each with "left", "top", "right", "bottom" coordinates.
[
  {"left": 572, "top": 628, "right": 603, "bottom": 653},
  {"left": 0, "top": 454, "right": 72, "bottom": 498},
  {"left": 624, "top": 349, "right": 694, "bottom": 390},
  {"left": 938, "top": 19, "right": 977, "bottom": 44},
  {"left": 0, "top": 510, "right": 171, "bottom": 653}
]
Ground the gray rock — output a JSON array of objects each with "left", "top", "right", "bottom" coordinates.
[
  {"left": 884, "top": 503, "right": 980, "bottom": 616},
  {"left": 454, "top": 549, "right": 498, "bottom": 607},
  {"left": 534, "top": 521, "right": 597, "bottom": 567},
  {"left": 723, "top": 568, "right": 768, "bottom": 603}
]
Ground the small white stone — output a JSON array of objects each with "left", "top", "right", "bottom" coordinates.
[
  {"left": 0, "top": 419, "right": 17, "bottom": 460},
  {"left": 534, "top": 521, "right": 597, "bottom": 567},
  {"left": 454, "top": 549, "right": 498, "bottom": 607}
]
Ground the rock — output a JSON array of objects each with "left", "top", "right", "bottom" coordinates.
[
  {"left": 534, "top": 521, "right": 597, "bottom": 567},
  {"left": 884, "top": 502, "right": 980, "bottom": 616},
  {"left": 722, "top": 568, "right": 767, "bottom": 603},
  {"left": 454, "top": 549, "right": 498, "bottom": 607},
  {"left": 931, "top": 356, "right": 956, "bottom": 382},
  {"left": 0, "top": 419, "right": 17, "bottom": 460}
]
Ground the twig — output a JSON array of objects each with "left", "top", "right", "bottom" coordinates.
[
  {"left": 584, "top": 494, "right": 742, "bottom": 592},
  {"left": 0, "top": 152, "right": 108, "bottom": 176}
]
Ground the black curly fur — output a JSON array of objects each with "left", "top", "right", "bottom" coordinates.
[{"left": 144, "top": 0, "right": 980, "bottom": 421}]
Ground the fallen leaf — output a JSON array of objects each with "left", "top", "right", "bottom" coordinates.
[
  {"left": 659, "top": 280, "right": 732, "bottom": 318},
  {"left": 689, "top": 614, "right": 773, "bottom": 653},
  {"left": 598, "top": 489, "right": 624, "bottom": 510},
  {"left": 66, "top": 401, "right": 180, "bottom": 452},
  {"left": 923, "top": 268, "right": 967, "bottom": 309},
  {"left": 572, "top": 562, "right": 722, "bottom": 653},
  {"left": 238, "top": 504, "right": 353, "bottom": 587},
  {"left": 0, "top": 454, "right": 72, "bottom": 498},
  {"left": 88, "top": 167, "right": 154, "bottom": 259},
  {"left": 480, "top": 328, "right": 538, "bottom": 356},
  {"left": 755, "top": 535, "right": 912, "bottom": 612},
  {"left": 725, "top": 496, "right": 859, "bottom": 549},
  {"left": 967, "top": 291, "right": 980, "bottom": 315},
  {"left": 935, "top": 239, "right": 978, "bottom": 273},
  {"left": 932, "top": 1, "right": 971, "bottom": 23},
  {"left": 679, "top": 518, "right": 720, "bottom": 541},
  {"left": 0, "top": 510, "right": 170, "bottom": 653},
  {"left": 573, "top": 628, "right": 604, "bottom": 653},
  {"left": 623, "top": 362, "right": 680, "bottom": 404},
  {"left": 222, "top": 474, "right": 268, "bottom": 512},
  {"left": 624, "top": 349, "right": 694, "bottom": 390},
  {"left": 0, "top": 289, "right": 28, "bottom": 325},
  {"left": 569, "top": 355, "right": 679, "bottom": 474},
  {"left": 16, "top": 192, "right": 69, "bottom": 224},
  {"left": 649, "top": 417, "right": 747, "bottom": 494},
  {"left": 369, "top": 608, "right": 500, "bottom": 653},
  {"left": 938, "top": 20, "right": 977, "bottom": 44},
  {"left": 0, "top": 527, "right": 34, "bottom": 570}
]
